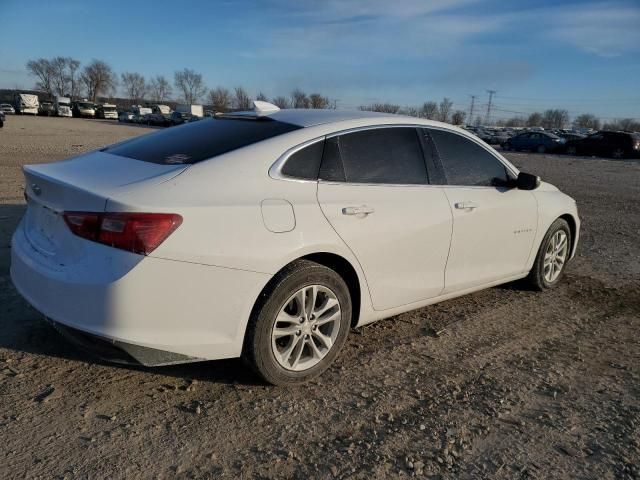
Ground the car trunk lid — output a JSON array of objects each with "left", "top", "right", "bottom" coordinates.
[{"left": 21, "top": 151, "right": 187, "bottom": 263}]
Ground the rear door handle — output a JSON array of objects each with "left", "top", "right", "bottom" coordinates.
[
  {"left": 342, "top": 205, "right": 375, "bottom": 216},
  {"left": 454, "top": 201, "right": 478, "bottom": 210}
]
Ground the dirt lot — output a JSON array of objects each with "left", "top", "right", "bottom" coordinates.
[{"left": 1, "top": 115, "right": 639, "bottom": 479}]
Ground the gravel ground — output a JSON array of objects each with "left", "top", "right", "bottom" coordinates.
[{"left": 1, "top": 115, "right": 639, "bottom": 479}]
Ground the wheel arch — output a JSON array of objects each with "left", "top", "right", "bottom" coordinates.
[
  {"left": 248, "top": 252, "right": 363, "bottom": 332},
  {"left": 558, "top": 213, "right": 578, "bottom": 258}
]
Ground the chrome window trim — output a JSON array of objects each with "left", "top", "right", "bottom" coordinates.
[
  {"left": 268, "top": 122, "right": 518, "bottom": 185},
  {"left": 269, "top": 124, "right": 426, "bottom": 184}
]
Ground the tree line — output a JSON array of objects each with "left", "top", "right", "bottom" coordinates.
[
  {"left": 25, "top": 57, "right": 333, "bottom": 112},
  {"left": 25, "top": 56, "right": 638, "bottom": 130}
]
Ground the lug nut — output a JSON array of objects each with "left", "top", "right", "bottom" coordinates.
[{"left": 296, "top": 330, "right": 301, "bottom": 336}]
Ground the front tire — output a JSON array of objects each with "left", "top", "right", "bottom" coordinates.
[
  {"left": 526, "top": 219, "right": 571, "bottom": 290},
  {"left": 242, "top": 260, "right": 352, "bottom": 385}
]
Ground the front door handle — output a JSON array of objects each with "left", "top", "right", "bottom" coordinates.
[
  {"left": 342, "top": 205, "right": 375, "bottom": 216},
  {"left": 454, "top": 201, "right": 478, "bottom": 210}
]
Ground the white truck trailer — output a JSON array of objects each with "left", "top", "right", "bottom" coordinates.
[{"left": 14, "top": 93, "right": 39, "bottom": 115}]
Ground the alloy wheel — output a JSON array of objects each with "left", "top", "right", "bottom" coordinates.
[
  {"left": 543, "top": 230, "right": 569, "bottom": 283},
  {"left": 271, "top": 285, "right": 342, "bottom": 371}
]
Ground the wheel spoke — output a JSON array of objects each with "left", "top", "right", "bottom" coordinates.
[
  {"left": 308, "top": 336, "right": 325, "bottom": 360},
  {"left": 290, "top": 338, "right": 306, "bottom": 369},
  {"left": 315, "top": 310, "right": 340, "bottom": 327},
  {"left": 281, "top": 334, "right": 302, "bottom": 365},
  {"left": 313, "top": 330, "right": 333, "bottom": 350},
  {"left": 314, "top": 297, "right": 338, "bottom": 318},
  {"left": 273, "top": 325, "right": 300, "bottom": 339}
]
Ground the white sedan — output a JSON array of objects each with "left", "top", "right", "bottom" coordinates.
[{"left": 11, "top": 102, "right": 579, "bottom": 385}]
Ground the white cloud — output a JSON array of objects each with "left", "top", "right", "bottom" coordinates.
[{"left": 548, "top": 3, "right": 640, "bottom": 57}]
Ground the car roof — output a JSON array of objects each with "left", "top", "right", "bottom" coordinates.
[{"left": 236, "top": 108, "right": 397, "bottom": 127}]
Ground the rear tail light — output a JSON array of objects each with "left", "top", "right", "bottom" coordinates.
[
  {"left": 634, "top": 141, "right": 640, "bottom": 150},
  {"left": 63, "top": 212, "right": 182, "bottom": 255}
]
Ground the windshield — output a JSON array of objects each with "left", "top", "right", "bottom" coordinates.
[
  {"left": 104, "top": 117, "right": 301, "bottom": 164},
  {"left": 77, "top": 102, "right": 94, "bottom": 109},
  {"left": 104, "top": 107, "right": 117, "bottom": 111}
]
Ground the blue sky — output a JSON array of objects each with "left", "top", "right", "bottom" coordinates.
[{"left": 1, "top": 0, "right": 639, "bottom": 121}]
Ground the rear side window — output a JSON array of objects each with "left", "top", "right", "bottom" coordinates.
[
  {"left": 320, "top": 127, "right": 427, "bottom": 184},
  {"left": 105, "top": 118, "right": 301, "bottom": 164},
  {"left": 429, "top": 128, "right": 510, "bottom": 187},
  {"left": 281, "top": 140, "right": 324, "bottom": 180}
]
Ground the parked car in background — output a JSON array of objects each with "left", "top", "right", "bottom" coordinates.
[
  {"left": 72, "top": 101, "right": 96, "bottom": 118},
  {"left": 0, "top": 103, "right": 15, "bottom": 114},
  {"left": 96, "top": 104, "right": 118, "bottom": 120},
  {"left": 503, "top": 131, "right": 564, "bottom": 153},
  {"left": 169, "top": 111, "right": 197, "bottom": 125},
  {"left": 564, "top": 131, "right": 640, "bottom": 159},
  {"left": 10, "top": 104, "right": 580, "bottom": 385},
  {"left": 54, "top": 96, "right": 72, "bottom": 117},
  {"left": 38, "top": 102, "right": 55, "bottom": 116},
  {"left": 146, "top": 105, "right": 172, "bottom": 126},
  {"left": 489, "top": 130, "right": 511, "bottom": 146},
  {"left": 14, "top": 93, "right": 39, "bottom": 115},
  {"left": 118, "top": 111, "right": 134, "bottom": 122},
  {"left": 557, "top": 132, "right": 586, "bottom": 142}
]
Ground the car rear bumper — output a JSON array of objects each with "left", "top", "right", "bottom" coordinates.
[{"left": 11, "top": 223, "right": 271, "bottom": 363}]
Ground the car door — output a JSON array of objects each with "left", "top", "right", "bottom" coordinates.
[
  {"left": 317, "top": 126, "right": 453, "bottom": 311},
  {"left": 427, "top": 128, "right": 538, "bottom": 293}
]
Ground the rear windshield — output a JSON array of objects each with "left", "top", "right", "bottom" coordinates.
[{"left": 104, "top": 117, "right": 302, "bottom": 164}]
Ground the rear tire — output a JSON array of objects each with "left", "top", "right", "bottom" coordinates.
[
  {"left": 526, "top": 219, "right": 571, "bottom": 290},
  {"left": 242, "top": 260, "right": 352, "bottom": 385}
]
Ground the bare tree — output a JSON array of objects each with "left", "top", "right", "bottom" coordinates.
[
  {"left": 80, "top": 59, "right": 117, "bottom": 102},
  {"left": 603, "top": 118, "right": 640, "bottom": 132},
  {"left": 574, "top": 113, "right": 601, "bottom": 130},
  {"left": 121, "top": 72, "right": 147, "bottom": 104},
  {"left": 149, "top": 75, "right": 172, "bottom": 103},
  {"left": 526, "top": 112, "right": 543, "bottom": 127},
  {"left": 541, "top": 109, "right": 569, "bottom": 129},
  {"left": 233, "top": 86, "right": 252, "bottom": 110},
  {"left": 67, "top": 58, "right": 81, "bottom": 100},
  {"left": 256, "top": 92, "right": 268, "bottom": 102},
  {"left": 309, "top": 93, "right": 330, "bottom": 109},
  {"left": 359, "top": 103, "right": 400, "bottom": 114},
  {"left": 50, "top": 57, "right": 70, "bottom": 96},
  {"left": 291, "top": 88, "right": 310, "bottom": 109},
  {"left": 438, "top": 97, "right": 453, "bottom": 123},
  {"left": 401, "top": 106, "right": 420, "bottom": 117},
  {"left": 272, "top": 96, "right": 290, "bottom": 109},
  {"left": 504, "top": 117, "right": 526, "bottom": 128},
  {"left": 420, "top": 101, "right": 438, "bottom": 119},
  {"left": 174, "top": 68, "right": 207, "bottom": 104},
  {"left": 209, "top": 87, "right": 232, "bottom": 112},
  {"left": 26, "top": 58, "right": 55, "bottom": 97},
  {"left": 451, "top": 110, "right": 467, "bottom": 125}
]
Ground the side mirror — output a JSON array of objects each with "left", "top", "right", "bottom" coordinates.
[{"left": 516, "top": 172, "right": 541, "bottom": 190}]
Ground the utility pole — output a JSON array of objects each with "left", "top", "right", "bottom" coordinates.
[
  {"left": 486, "top": 90, "right": 496, "bottom": 125},
  {"left": 468, "top": 95, "right": 477, "bottom": 122}
]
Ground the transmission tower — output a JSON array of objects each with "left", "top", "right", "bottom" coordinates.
[
  {"left": 486, "top": 90, "right": 496, "bottom": 124},
  {"left": 469, "top": 95, "right": 477, "bottom": 122}
]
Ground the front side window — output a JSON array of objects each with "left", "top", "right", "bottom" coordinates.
[
  {"left": 428, "top": 128, "right": 510, "bottom": 187},
  {"left": 319, "top": 127, "right": 427, "bottom": 184}
]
